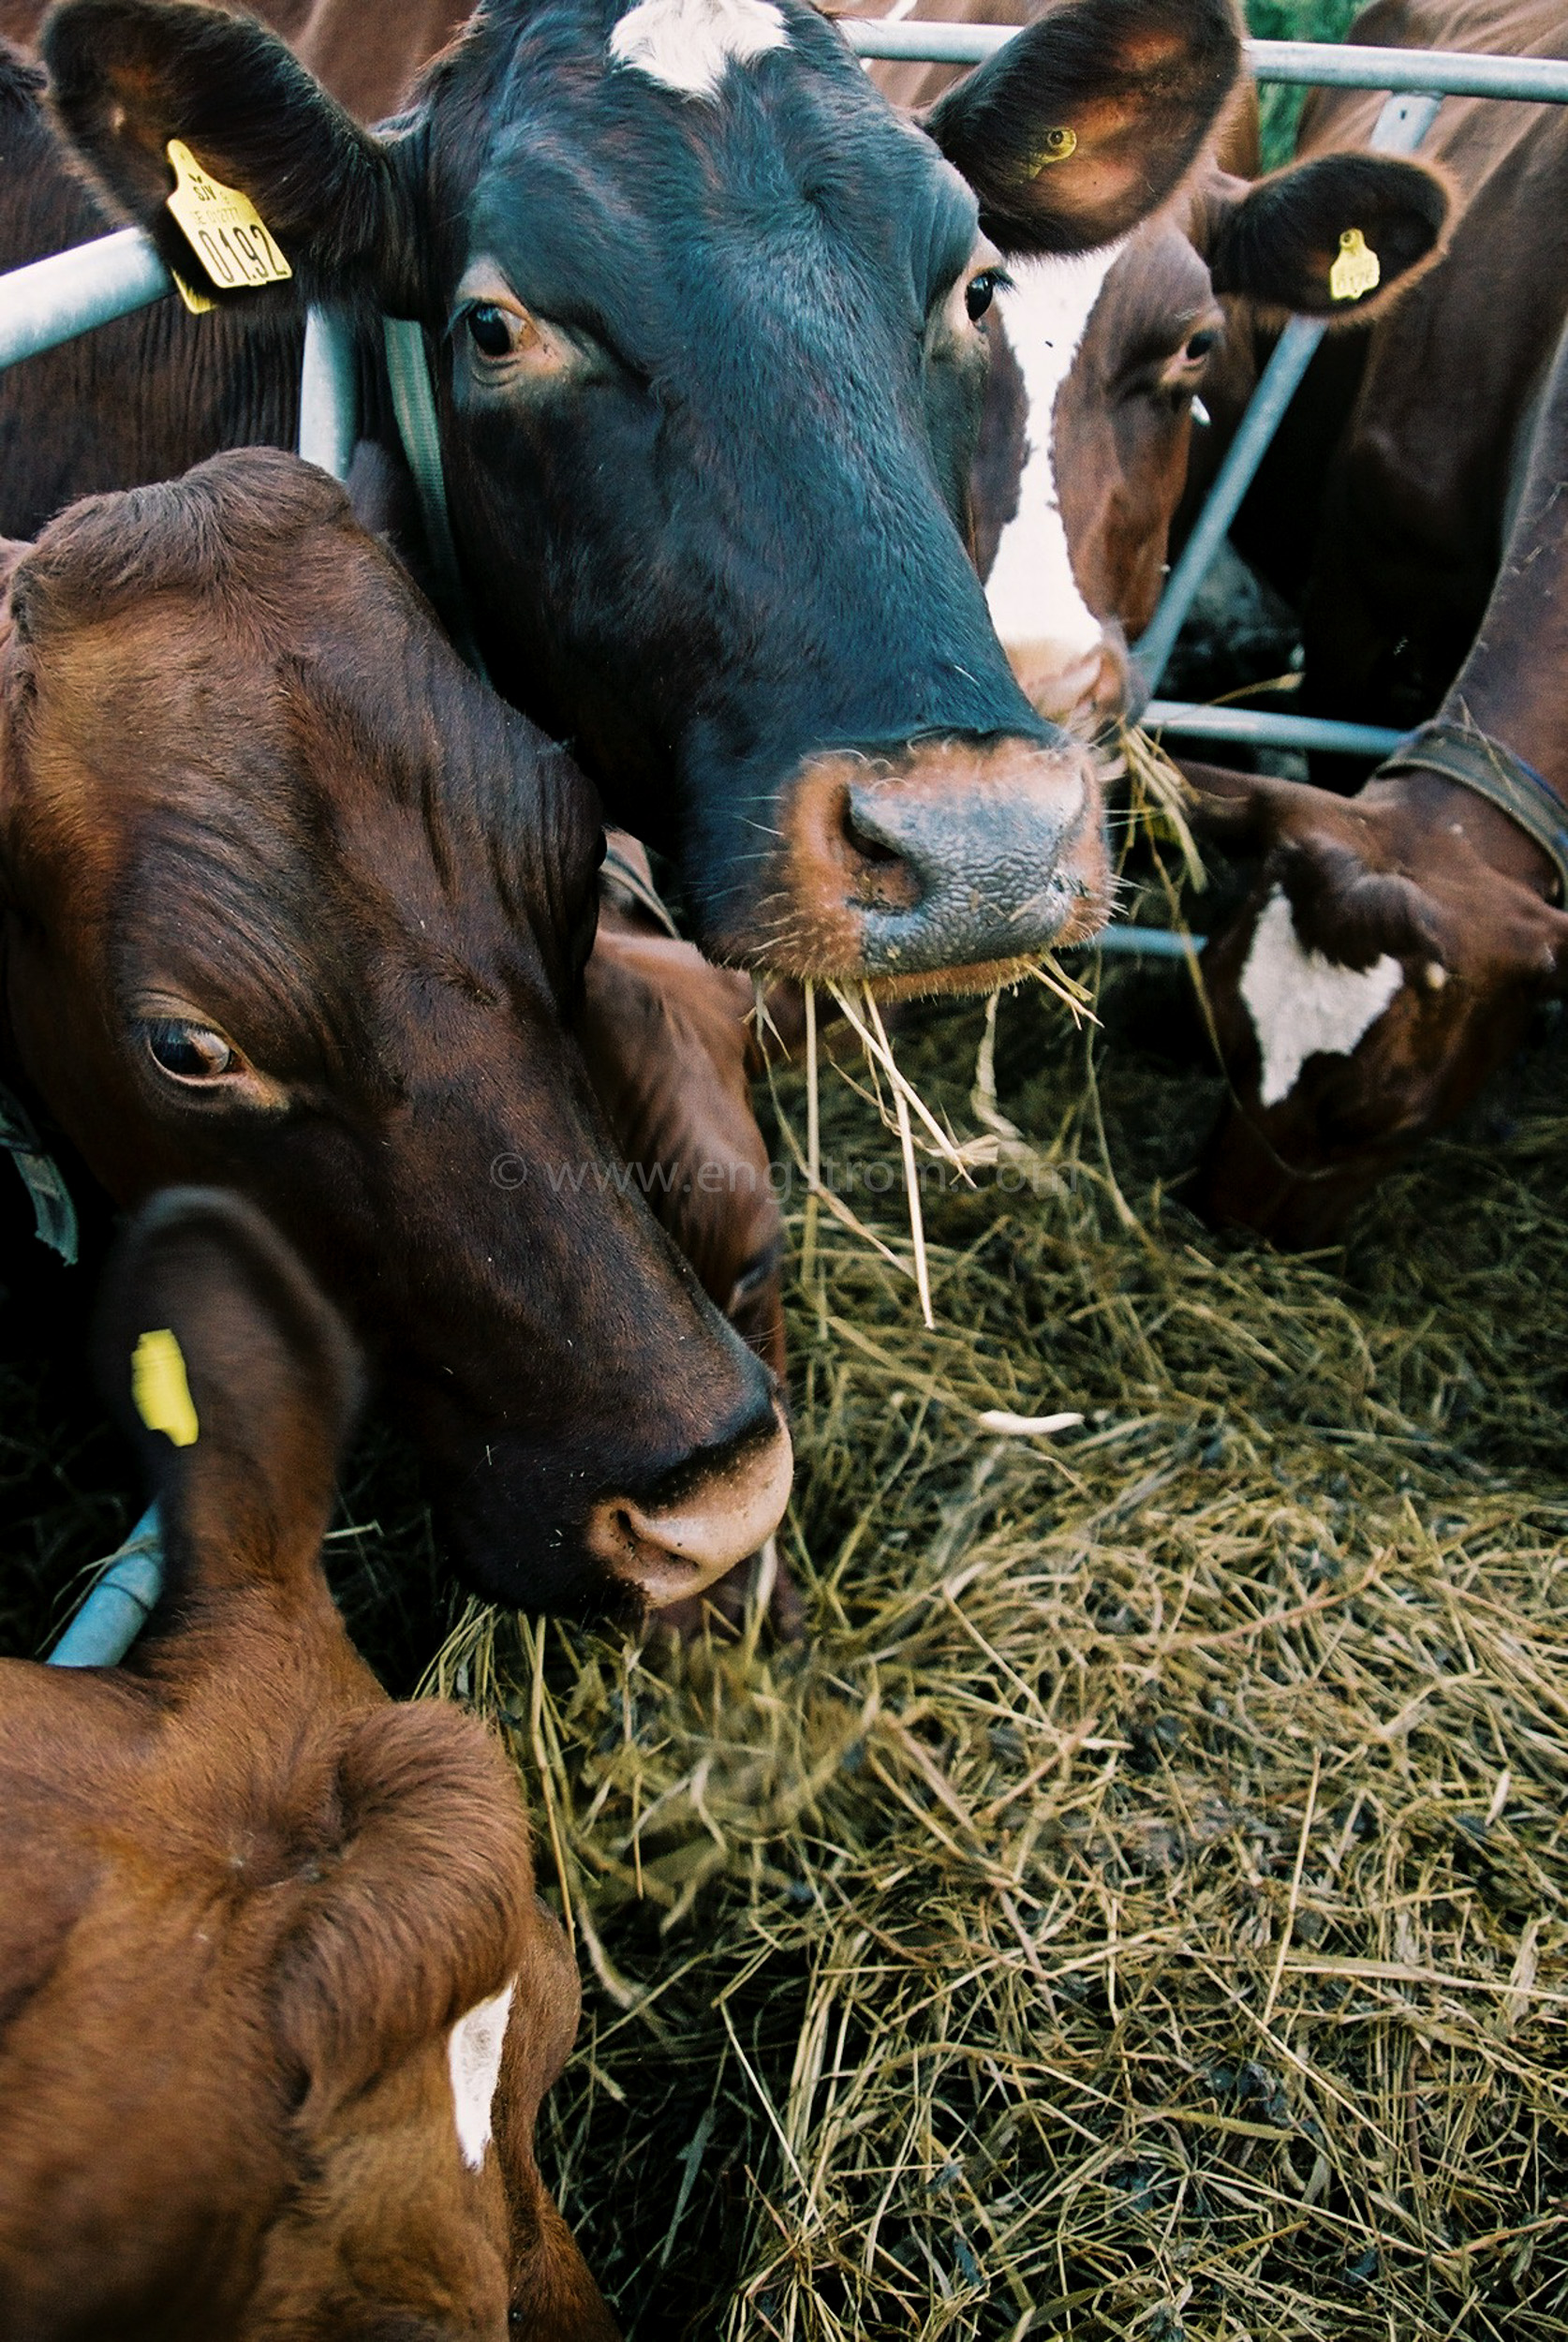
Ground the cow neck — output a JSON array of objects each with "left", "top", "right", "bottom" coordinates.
[{"left": 1376, "top": 720, "right": 1568, "bottom": 907}]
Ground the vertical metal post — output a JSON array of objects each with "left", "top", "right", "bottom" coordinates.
[
  {"left": 298, "top": 304, "right": 360, "bottom": 482},
  {"left": 1135, "top": 90, "right": 1444, "bottom": 692}
]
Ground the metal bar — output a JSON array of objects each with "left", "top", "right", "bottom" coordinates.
[
  {"left": 1143, "top": 701, "right": 1405, "bottom": 758},
  {"left": 0, "top": 229, "right": 170, "bottom": 375},
  {"left": 298, "top": 305, "right": 361, "bottom": 482},
  {"left": 48, "top": 1505, "right": 164, "bottom": 1668},
  {"left": 1074, "top": 926, "right": 1207, "bottom": 958},
  {"left": 842, "top": 21, "right": 1568, "bottom": 99},
  {"left": 1134, "top": 89, "right": 1442, "bottom": 693}
]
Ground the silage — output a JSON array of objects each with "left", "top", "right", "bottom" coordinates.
[{"left": 424, "top": 969, "right": 1568, "bottom": 2342}]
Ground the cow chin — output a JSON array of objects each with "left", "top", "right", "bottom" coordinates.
[{"left": 703, "top": 735, "right": 1112, "bottom": 994}]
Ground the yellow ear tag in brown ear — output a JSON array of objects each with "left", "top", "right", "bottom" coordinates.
[
  {"left": 1329, "top": 228, "right": 1381, "bottom": 304},
  {"left": 132, "top": 1328, "right": 200, "bottom": 1448},
  {"left": 165, "top": 140, "right": 292, "bottom": 296},
  {"left": 1028, "top": 125, "right": 1077, "bottom": 175}
]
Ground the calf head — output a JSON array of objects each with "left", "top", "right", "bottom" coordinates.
[
  {"left": 1186, "top": 762, "right": 1568, "bottom": 1245},
  {"left": 976, "top": 142, "right": 1451, "bottom": 727},
  {"left": 44, "top": 0, "right": 1243, "bottom": 986},
  {"left": 0, "top": 1187, "right": 614, "bottom": 2338},
  {"left": 0, "top": 449, "right": 790, "bottom": 1612}
]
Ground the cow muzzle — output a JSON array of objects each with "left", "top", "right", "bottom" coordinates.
[
  {"left": 583, "top": 1402, "right": 793, "bottom": 1608},
  {"left": 730, "top": 734, "right": 1109, "bottom": 989}
]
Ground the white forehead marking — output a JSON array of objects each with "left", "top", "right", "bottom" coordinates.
[
  {"left": 1240, "top": 885, "right": 1404, "bottom": 1108},
  {"left": 609, "top": 0, "right": 790, "bottom": 98},
  {"left": 448, "top": 1981, "right": 513, "bottom": 2172},
  {"left": 984, "top": 243, "right": 1127, "bottom": 663}
]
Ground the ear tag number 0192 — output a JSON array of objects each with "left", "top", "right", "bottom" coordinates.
[
  {"left": 165, "top": 139, "right": 292, "bottom": 300},
  {"left": 1329, "top": 227, "right": 1381, "bottom": 304}
]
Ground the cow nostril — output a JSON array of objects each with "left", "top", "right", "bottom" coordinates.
[{"left": 840, "top": 799, "right": 923, "bottom": 912}]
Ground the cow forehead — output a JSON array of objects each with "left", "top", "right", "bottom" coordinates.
[{"left": 461, "top": 0, "right": 975, "bottom": 307}]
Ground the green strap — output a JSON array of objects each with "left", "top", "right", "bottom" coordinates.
[
  {"left": 381, "top": 316, "right": 489, "bottom": 681},
  {"left": 0, "top": 1080, "right": 77, "bottom": 1264}
]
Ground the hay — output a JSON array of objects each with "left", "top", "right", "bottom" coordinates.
[{"left": 428, "top": 971, "right": 1568, "bottom": 2340}]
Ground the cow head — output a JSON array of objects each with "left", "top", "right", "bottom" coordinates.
[
  {"left": 42, "top": 0, "right": 1244, "bottom": 989},
  {"left": 0, "top": 450, "right": 790, "bottom": 1612},
  {"left": 1185, "top": 760, "right": 1568, "bottom": 1245},
  {"left": 17, "top": 1184, "right": 615, "bottom": 2337},
  {"left": 974, "top": 144, "right": 1451, "bottom": 729}
]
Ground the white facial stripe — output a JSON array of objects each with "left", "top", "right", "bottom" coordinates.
[
  {"left": 448, "top": 1981, "right": 514, "bottom": 2172},
  {"left": 984, "top": 243, "right": 1128, "bottom": 662},
  {"left": 1240, "top": 886, "right": 1404, "bottom": 1108},
  {"left": 609, "top": 0, "right": 790, "bottom": 97}
]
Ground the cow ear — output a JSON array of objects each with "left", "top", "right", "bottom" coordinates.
[
  {"left": 1206, "top": 151, "right": 1451, "bottom": 320},
  {"left": 93, "top": 1185, "right": 362, "bottom": 1605},
  {"left": 40, "top": 0, "right": 419, "bottom": 310},
  {"left": 923, "top": 0, "right": 1241, "bottom": 258}
]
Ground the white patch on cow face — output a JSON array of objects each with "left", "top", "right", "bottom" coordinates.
[
  {"left": 1240, "top": 885, "right": 1404, "bottom": 1108},
  {"left": 609, "top": 0, "right": 790, "bottom": 97},
  {"left": 983, "top": 243, "right": 1128, "bottom": 666},
  {"left": 448, "top": 1982, "right": 514, "bottom": 2171}
]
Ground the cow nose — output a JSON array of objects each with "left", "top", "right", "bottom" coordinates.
[
  {"left": 829, "top": 735, "right": 1108, "bottom": 981},
  {"left": 584, "top": 1403, "right": 793, "bottom": 1607}
]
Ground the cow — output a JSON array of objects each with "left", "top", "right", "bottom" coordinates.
[
  {"left": 1185, "top": 310, "right": 1568, "bottom": 1246},
  {"left": 1227, "top": 0, "right": 1568, "bottom": 742},
  {"left": 0, "top": 0, "right": 1250, "bottom": 991},
  {"left": 0, "top": 446, "right": 791, "bottom": 1614},
  {"left": 0, "top": 1184, "right": 618, "bottom": 2339},
  {"left": 869, "top": 0, "right": 1453, "bottom": 731}
]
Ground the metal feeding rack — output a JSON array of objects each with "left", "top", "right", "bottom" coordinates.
[{"left": 3, "top": 19, "right": 1564, "bottom": 1658}]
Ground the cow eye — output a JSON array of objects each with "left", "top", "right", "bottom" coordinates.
[
  {"left": 965, "top": 268, "right": 1009, "bottom": 324},
  {"left": 467, "top": 303, "right": 519, "bottom": 359},
  {"left": 1184, "top": 329, "right": 1218, "bottom": 363},
  {"left": 143, "top": 1018, "right": 235, "bottom": 1082}
]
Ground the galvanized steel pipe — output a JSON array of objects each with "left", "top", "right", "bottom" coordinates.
[
  {"left": 0, "top": 228, "right": 170, "bottom": 375},
  {"left": 48, "top": 1505, "right": 165, "bottom": 1668}
]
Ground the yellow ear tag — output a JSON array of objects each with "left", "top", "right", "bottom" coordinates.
[
  {"left": 1329, "top": 227, "right": 1381, "bottom": 304},
  {"left": 164, "top": 139, "right": 292, "bottom": 295},
  {"left": 1028, "top": 124, "right": 1077, "bottom": 174},
  {"left": 132, "top": 1327, "right": 200, "bottom": 1447},
  {"left": 170, "top": 269, "right": 215, "bottom": 318}
]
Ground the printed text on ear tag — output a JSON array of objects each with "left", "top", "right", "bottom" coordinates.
[
  {"left": 165, "top": 140, "right": 292, "bottom": 295},
  {"left": 1329, "top": 228, "right": 1381, "bottom": 304},
  {"left": 132, "top": 1328, "right": 200, "bottom": 1448}
]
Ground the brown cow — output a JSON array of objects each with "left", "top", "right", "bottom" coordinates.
[
  {"left": 1231, "top": 0, "right": 1568, "bottom": 737},
  {"left": 0, "top": 447, "right": 791, "bottom": 1615},
  {"left": 0, "top": 1185, "right": 616, "bottom": 2338},
  {"left": 1188, "top": 311, "right": 1568, "bottom": 1244},
  {"left": 868, "top": 1, "right": 1451, "bottom": 730}
]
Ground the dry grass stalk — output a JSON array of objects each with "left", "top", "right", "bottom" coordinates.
[{"left": 429, "top": 978, "right": 1568, "bottom": 2340}]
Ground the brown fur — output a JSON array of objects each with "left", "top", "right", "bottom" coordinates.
[
  {"left": 0, "top": 448, "right": 787, "bottom": 1614},
  {"left": 1190, "top": 314, "right": 1568, "bottom": 1242},
  {"left": 0, "top": 1188, "right": 617, "bottom": 2339}
]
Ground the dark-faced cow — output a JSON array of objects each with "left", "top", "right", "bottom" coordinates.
[
  {"left": 8, "top": 0, "right": 1249, "bottom": 986},
  {"left": 0, "top": 1186, "right": 617, "bottom": 2339},
  {"left": 1187, "top": 311, "right": 1568, "bottom": 1245},
  {"left": 870, "top": 0, "right": 1452, "bottom": 730},
  {"left": 0, "top": 447, "right": 791, "bottom": 1613}
]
